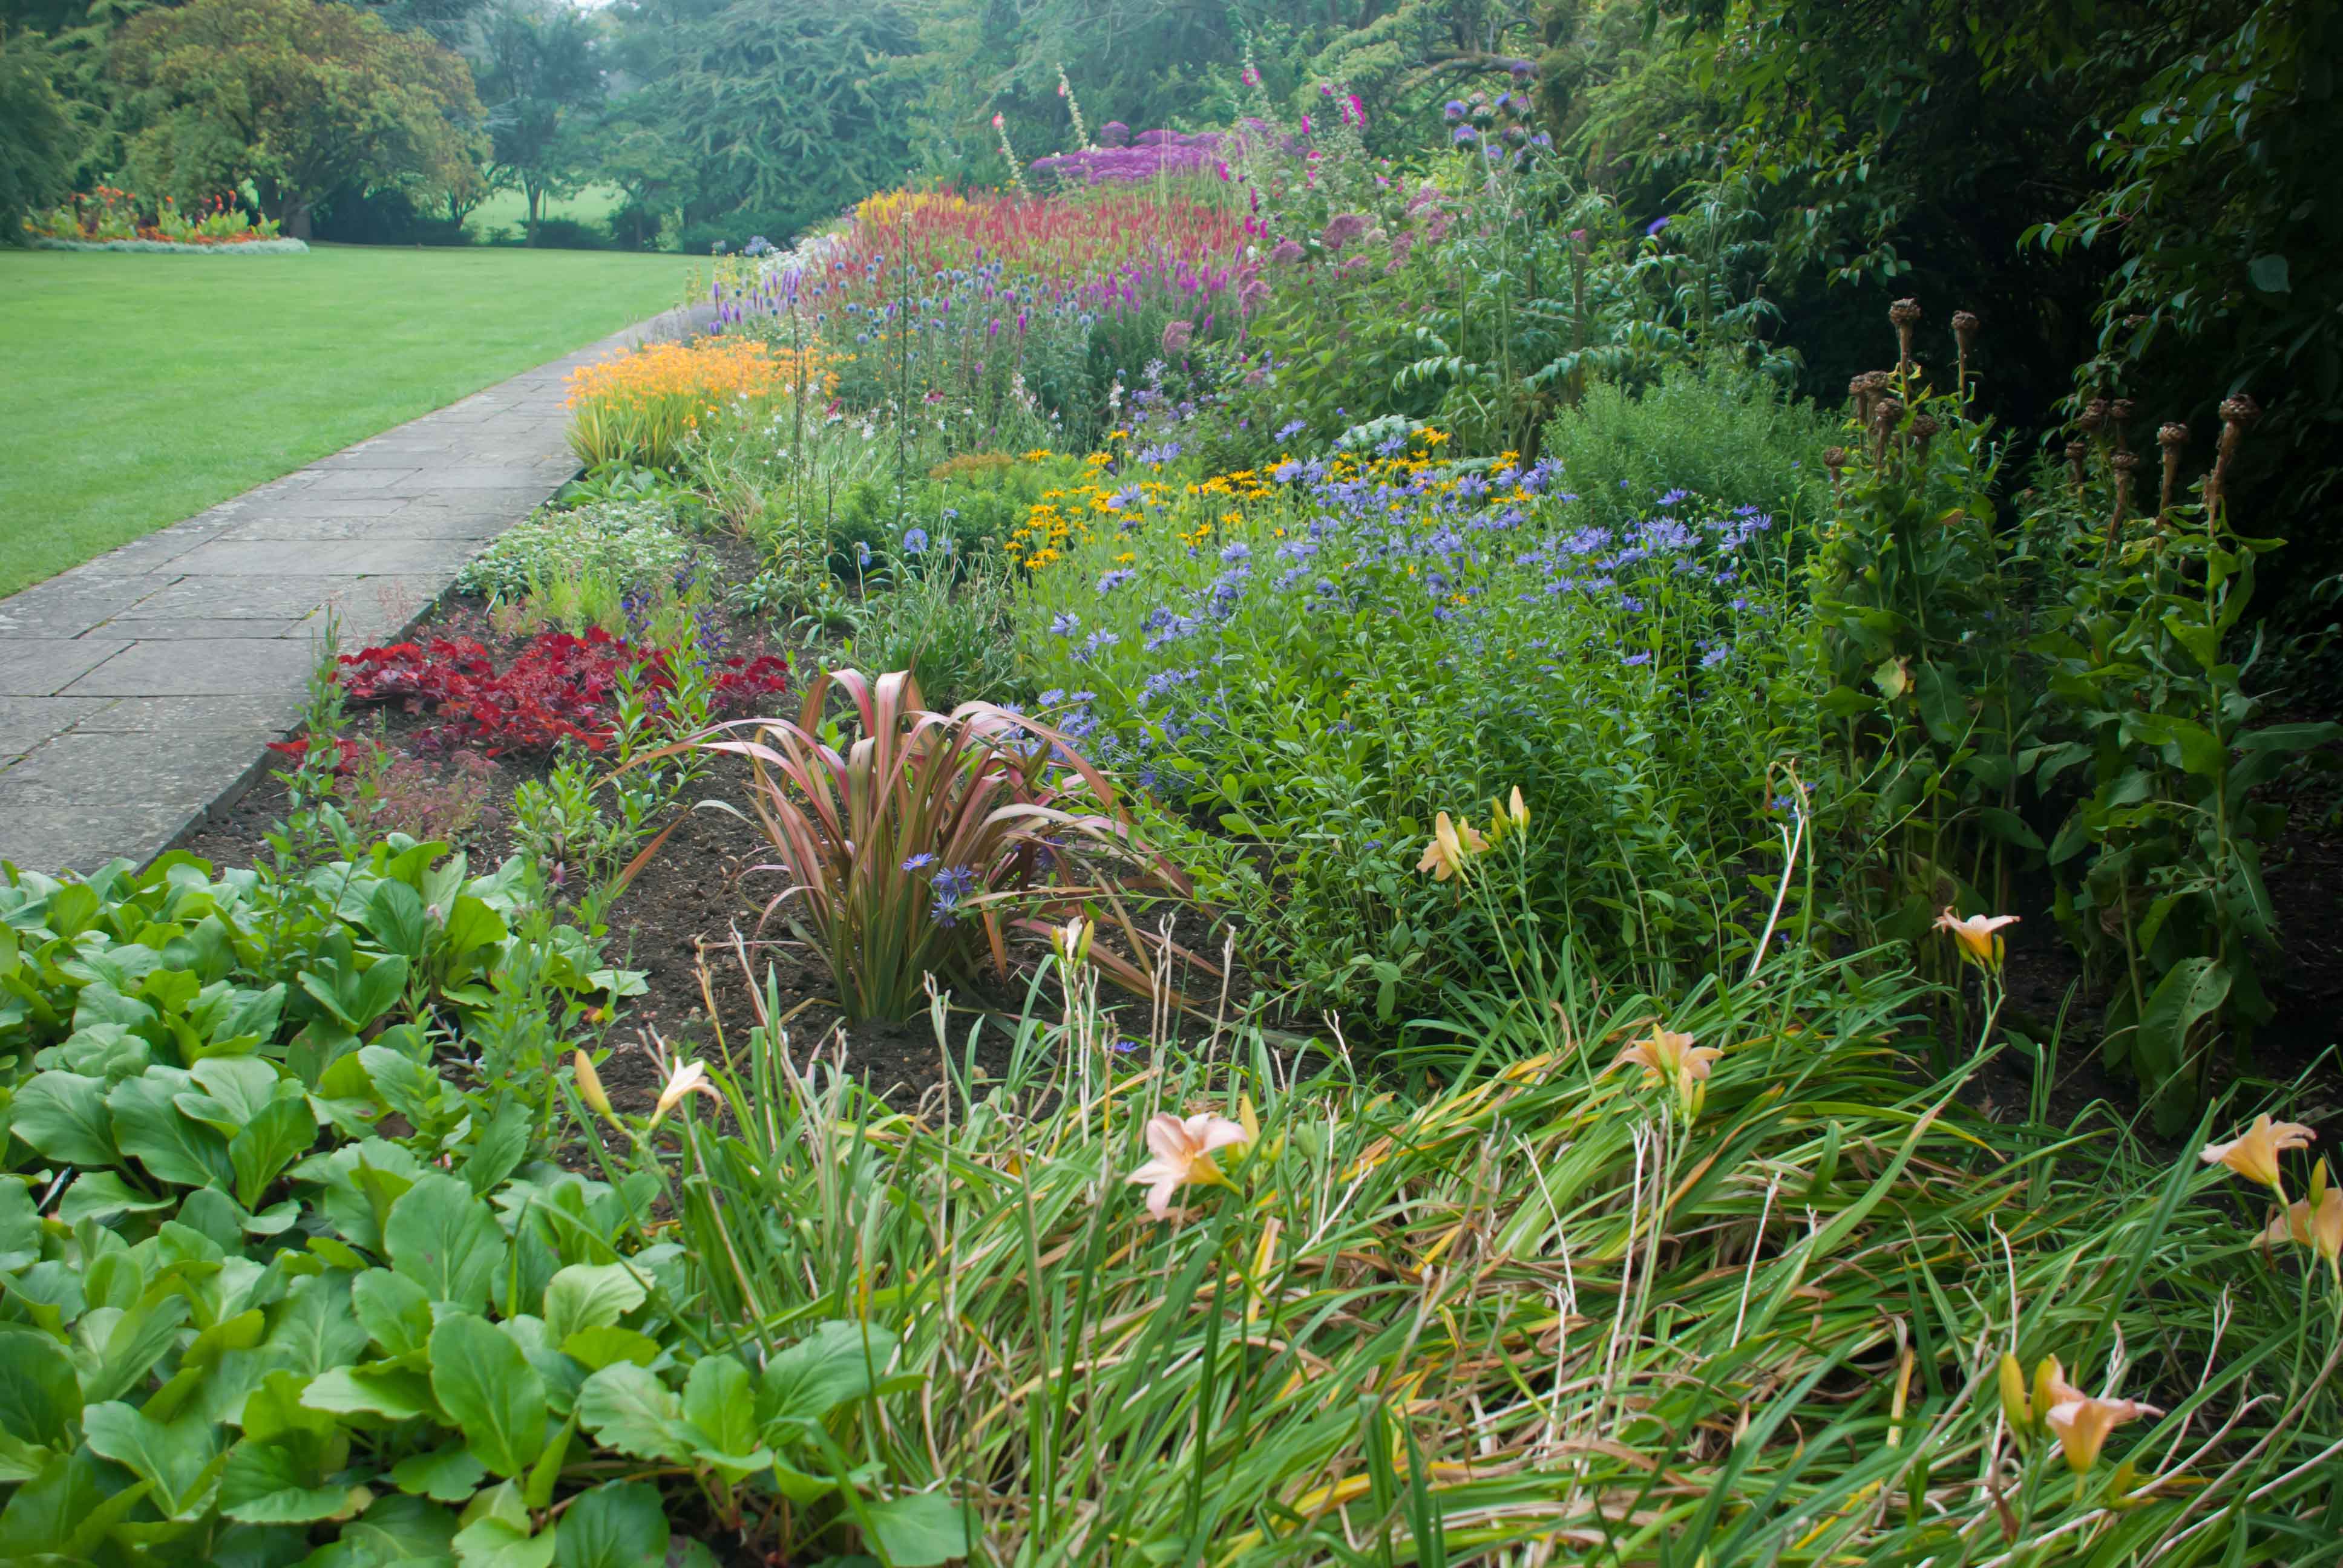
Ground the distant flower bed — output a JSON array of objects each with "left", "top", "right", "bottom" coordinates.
[
  {"left": 565, "top": 336, "right": 833, "bottom": 469},
  {"left": 21, "top": 186, "right": 287, "bottom": 247},
  {"left": 30, "top": 237, "right": 309, "bottom": 254}
]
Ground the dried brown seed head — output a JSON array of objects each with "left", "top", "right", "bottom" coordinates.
[
  {"left": 1823, "top": 446, "right": 1849, "bottom": 469},
  {"left": 1890, "top": 298, "right": 1922, "bottom": 327},
  {"left": 2157, "top": 422, "right": 2187, "bottom": 449},
  {"left": 2221, "top": 393, "right": 2262, "bottom": 426},
  {"left": 1873, "top": 396, "right": 1906, "bottom": 431}
]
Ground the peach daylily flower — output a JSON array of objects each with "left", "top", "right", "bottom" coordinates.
[
  {"left": 2263, "top": 1167, "right": 2343, "bottom": 1275},
  {"left": 651, "top": 1058, "right": 721, "bottom": 1125},
  {"left": 1613, "top": 1028, "right": 1723, "bottom": 1088},
  {"left": 1935, "top": 907, "right": 2019, "bottom": 969},
  {"left": 2200, "top": 1114, "right": 2316, "bottom": 1192},
  {"left": 1613, "top": 1028, "right": 1724, "bottom": 1119},
  {"left": 1416, "top": 811, "right": 1489, "bottom": 881},
  {"left": 2045, "top": 1387, "right": 2163, "bottom": 1474},
  {"left": 1127, "top": 1112, "right": 1251, "bottom": 1220}
]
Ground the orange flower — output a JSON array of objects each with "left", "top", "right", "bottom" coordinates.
[
  {"left": 2200, "top": 1114, "right": 2316, "bottom": 1192},
  {"left": 1935, "top": 907, "right": 2019, "bottom": 969},
  {"left": 1415, "top": 811, "right": 1488, "bottom": 881}
]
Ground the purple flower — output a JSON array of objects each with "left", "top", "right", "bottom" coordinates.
[
  {"left": 1050, "top": 611, "right": 1082, "bottom": 636},
  {"left": 1095, "top": 569, "right": 1136, "bottom": 593},
  {"left": 1452, "top": 125, "right": 1477, "bottom": 145},
  {"left": 903, "top": 528, "right": 929, "bottom": 554},
  {"left": 1275, "top": 419, "right": 1307, "bottom": 442},
  {"left": 1080, "top": 629, "right": 1121, "bottom": 657},
  {"left": 1647, "top": 215, "right": 1673, "bottom": 238},
  {"left": 902, "top": 852, "right": 937, "bottom": 872},
  {"left": 1443, "top": 99, "right": 1467, "bottom": 120}
]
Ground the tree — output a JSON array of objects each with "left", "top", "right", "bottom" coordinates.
[
  {"left": 113, "top": 0, "right": 485, "bottom": 238},
  {"left": 606, "top": 0, "right": 920, "bottom": 246},
  {"left": 1, "top": 26, "right": 79, "bottom": 240},
  {"left": 477, "top": 0, "right": 599, "bottom": 241}
]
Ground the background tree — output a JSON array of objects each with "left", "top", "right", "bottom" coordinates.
[
  {"left": 605, "top": 0, "right": 920, "bottom": 249},
  {"left": 477, "top": 0, "right": 598, "bottom": 242},
  {"left": 111, "top": 0, "right": 484, "bottom": 238},
  {"left": 0, "top": 26, "right": 79, "bottom": 240}
]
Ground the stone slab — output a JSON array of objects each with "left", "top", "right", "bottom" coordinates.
[
  {"left": 0, "top": 697, "right": 113, "bottom": 758},
  {"left": 0, "top": 639, "right": 133, "bottom": 697},
  {"left": 62, "top": 638, "right": 327, "bottom": 697},
  {"left": 159, "top": 540, "right": 475, "bottom": 578}
]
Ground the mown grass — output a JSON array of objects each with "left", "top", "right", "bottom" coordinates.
[{"left": 0, "top": 243, "right": 702, "bottom": 598}]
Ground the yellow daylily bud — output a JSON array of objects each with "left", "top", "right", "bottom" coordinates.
[
  {"left": 1508, "top": 786, "right": 1529, "bottom": 831},
  {"left": 2031, "top": 1356, "right": 2064, "bottom": 1433},
  {"left": 1237, "top": 1094, "right": 1260, "bottom": 1146},
  {"left": 1997, "top": 1353, "right": 2034, "bottom": 1434},
  {"left": 573, "top": 1050, "right": 614, "bottom": 1120}
]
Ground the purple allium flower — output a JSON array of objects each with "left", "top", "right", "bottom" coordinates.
[
  {"left": 1161, "top": 319, "right": 1193, "bottom": 354},
  {"left": 1270, "top": 238, "right": 1306, "bottom": 265}
]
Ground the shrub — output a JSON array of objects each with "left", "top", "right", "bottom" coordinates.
[
  {"left": 454, "top": 498, "right": 693, "bottom": 600},
  {"left": 1538, "top": 359, "right": 1835, "bottom": 530},
  {"left": 526, "top": 215, "right": 608, "bottom": 250}
]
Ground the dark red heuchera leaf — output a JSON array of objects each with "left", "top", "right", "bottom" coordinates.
[
  {"left": 331, "top": 627, "right": 790, "bottom": 757},
  {"left": 265, "top": 734, "right": 382, "bottom": 776}
]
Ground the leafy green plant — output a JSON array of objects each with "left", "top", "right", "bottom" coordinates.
[{"left": 455, "top": 498, "right": 692, "bottom": 601}]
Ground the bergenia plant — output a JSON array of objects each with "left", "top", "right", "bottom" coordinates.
[{"left": 655, "top": 667, "right": 1185, "bottom": 1022}]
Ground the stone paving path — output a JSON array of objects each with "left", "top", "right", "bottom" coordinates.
[{"left": 0, "top": 305, "right": 713, "bottom": 874}]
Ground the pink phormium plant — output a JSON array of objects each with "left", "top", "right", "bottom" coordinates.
[{"left": 661, "top": 668, "right": 1185, "bottom": 1022}]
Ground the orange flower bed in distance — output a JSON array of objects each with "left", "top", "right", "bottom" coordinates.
[{"left": 565, "top": 336, "right": 834, "bottom": 470}]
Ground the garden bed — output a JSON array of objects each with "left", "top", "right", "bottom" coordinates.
[{"left": 30, "top": 236, "right": 309, "bottom": 253}]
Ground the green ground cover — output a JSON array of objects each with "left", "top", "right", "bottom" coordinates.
[{"left": 0, "top": 243, "right": 702, "bottom": 598}]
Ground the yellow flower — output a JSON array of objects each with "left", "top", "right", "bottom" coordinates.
[
  {"left": 2200, "top": 1113, "right": 2316, "bottom": 1192},
  {"left": 1415, "top": 811, "right": 1487, "bottom": 881},
  {"left": 1127, "top": 1112, "right": 1251, "bottom": 1220},
  {"left": 1507, "top": 787, "right": 1530, "bottom": 831},
  {"left": 1934, "top": 907, "right": 2019, "bottom": 969}
]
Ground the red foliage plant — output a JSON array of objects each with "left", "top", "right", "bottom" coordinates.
[{"left": 313, "top": 629, "right": 788, "bottom": 757}]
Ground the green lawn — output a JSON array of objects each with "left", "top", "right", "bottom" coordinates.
[
  {"left": 0, "top": 243, "right": 705, "bottom": 598},
  {"left": 464, "top": 183, "right": 628, "bottom": 243}
]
